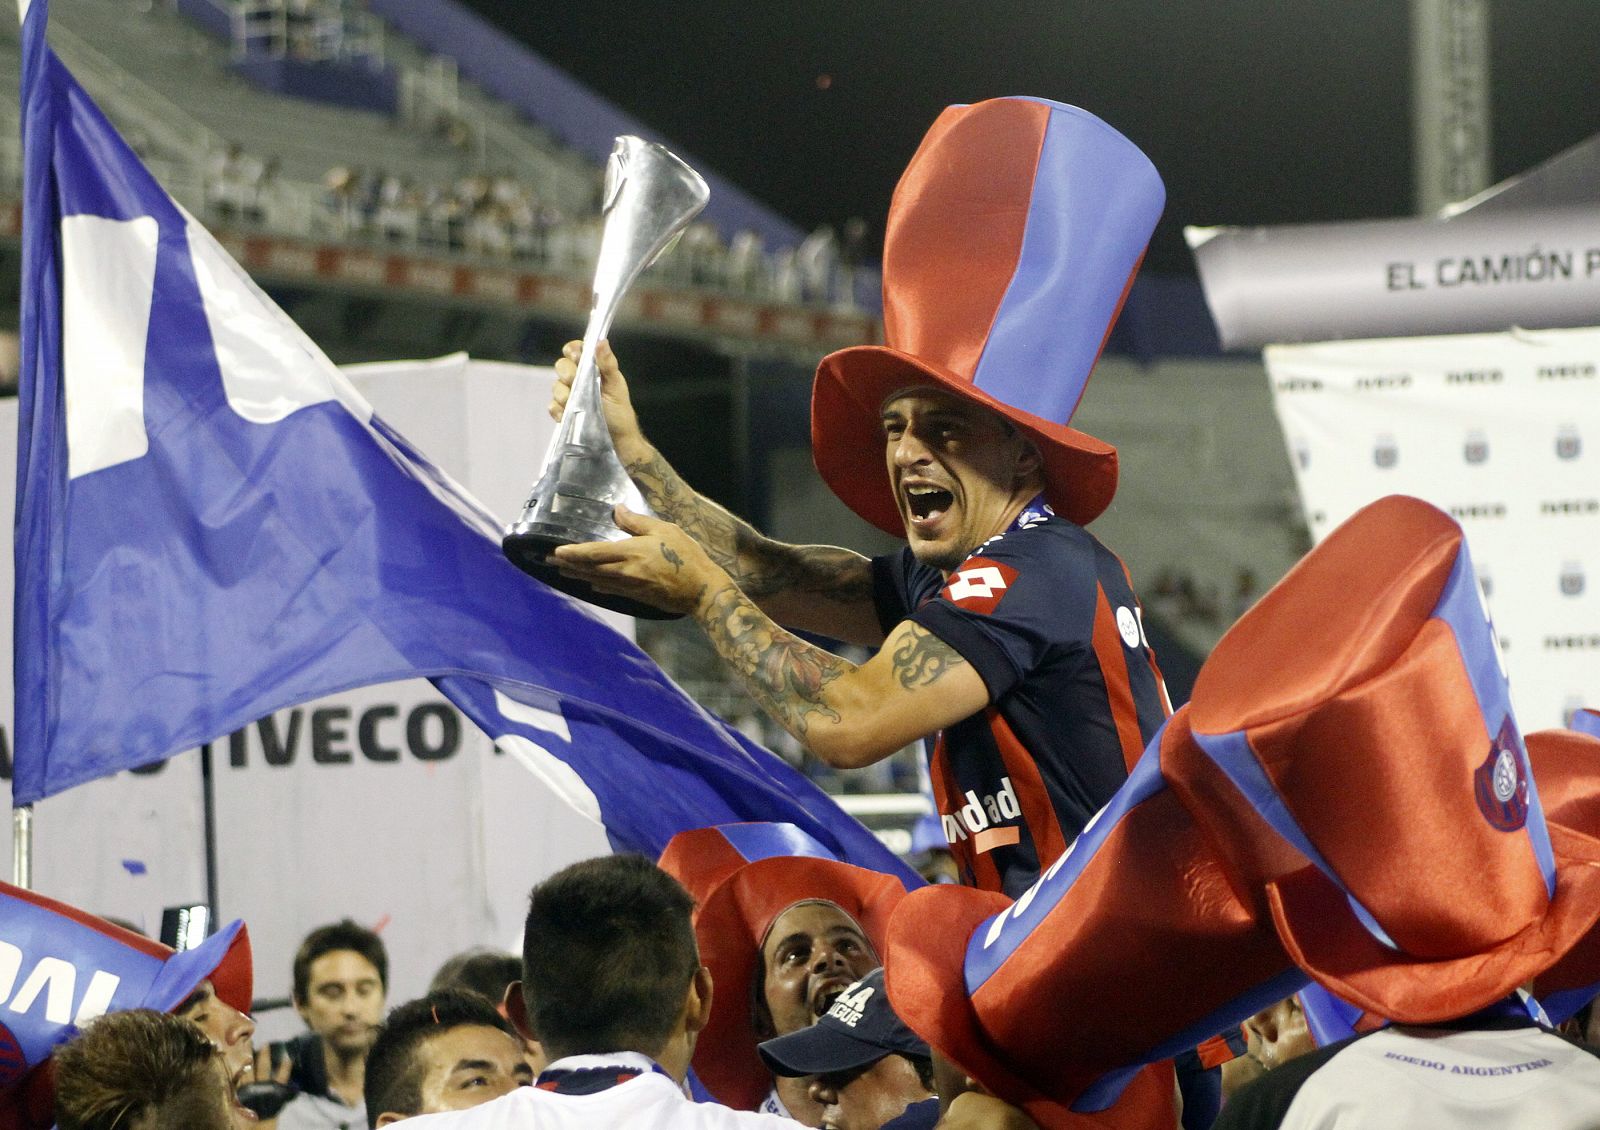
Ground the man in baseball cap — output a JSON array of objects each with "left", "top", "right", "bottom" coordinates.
[{"left": 758, "top": 969, "right": 936, "bottom": 1130}]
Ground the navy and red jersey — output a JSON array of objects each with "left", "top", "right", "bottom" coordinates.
[{"left": 872, "top": 509, "right": 1170, "bottom": 896}]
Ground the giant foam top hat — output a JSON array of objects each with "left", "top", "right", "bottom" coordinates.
[
  {"left": 883, "top": 711, "right": 1282, "bottom": 1129},
  {"left": 658, "top": 824, "right": 913, "bottom": 1111},
  {"left": 0, "top": 882, "right": 251, "bottom": 1128},
  {"left": 1164, "top": 495, "right": 1600, "bottom": 1021},
  {"left": 813, "top": 97, "right": 1165, "bottom": 534}
]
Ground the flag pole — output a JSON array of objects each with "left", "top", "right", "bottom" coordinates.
[{"left": 12, "top": 805, "right": 33, "bottom": 889}]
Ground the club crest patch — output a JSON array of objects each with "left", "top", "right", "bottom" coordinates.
[
  {"left": 1473, "top": 716, "right": 1530, "bottom": 833},
  {"left": 941, "top": 558, "right": 1019, "bottom": 614}
]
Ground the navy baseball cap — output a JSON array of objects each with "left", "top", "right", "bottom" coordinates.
[{"left": 758, "top": 968, "right": 929, "bottom": 1077}]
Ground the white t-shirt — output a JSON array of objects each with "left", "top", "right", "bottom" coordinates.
[
  {"left": 404, "top": 1054, "right": 804, "bottom": 1130},
  {"left": 1216, "top": 1023, "right": 1600, "bottom": 1129}
]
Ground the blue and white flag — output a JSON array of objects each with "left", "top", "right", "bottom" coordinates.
[{"left": 14, "top": 0, "right": 910, "bottom": 880}]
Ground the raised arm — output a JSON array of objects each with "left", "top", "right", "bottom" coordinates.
[
  {"left": 550, "top": 508, "right": 990, "bottom": 768},
  {"left": 551, "top": 340, "right": 882, "bottom": 645}
]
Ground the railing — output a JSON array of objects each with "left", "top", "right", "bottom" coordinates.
[{"left": 227, "top": 0, "right": 385, "bottom": 67}]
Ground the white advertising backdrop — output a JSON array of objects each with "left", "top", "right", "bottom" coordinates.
[
  {"left": 0, "top": 356, "right": 617, "bottom": 1030},
  {"left": 1266, "top": 326, "right": 1600, "bottom": 731}
]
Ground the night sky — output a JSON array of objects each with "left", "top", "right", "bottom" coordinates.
[{"left": 457, "top": 1, "right": 1600, "bottom": 276}]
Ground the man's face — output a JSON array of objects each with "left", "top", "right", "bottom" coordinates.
[
  {"left": 881, "top": 389, "right": 1039, "bottom": 574},
  {"left": 760, "top": 902, "right": 879, "bottom": 1037},
  {"left": 297, "top": 950, "right": 385, "bottom": 1056},
  {"left": 174, "top": 981, "right": 258, "bottom": 1102},
  {"left": 380, "top": 1024, "right": 532, "bottom": 1122},
  {"left": 807, "top": 1054, "right": 933, "bottom": 1130}
]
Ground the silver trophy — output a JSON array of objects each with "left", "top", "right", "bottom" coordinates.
[{"left": 503, "top": 136, "right": 710, "bottom": 619}]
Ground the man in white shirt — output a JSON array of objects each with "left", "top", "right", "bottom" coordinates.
[{"left": 400, "top": 854, "right": 802, "bottom": 1129}]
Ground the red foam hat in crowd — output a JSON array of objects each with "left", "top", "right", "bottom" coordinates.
[
  {"left": 0, "top": 882, "right": 251, "bottom": 1130},
  {"left": 883, "top": 495, "right": 1600, "bottom": 1126},
  {"left": 659, "top": 824, "right": 913, "bottom": 1111},
  {"left": 812, "top": 97, "right": 1165, "bottom": 535},
  {"left": 1169, "top": 495, "right": 1600, "bottom": 1021}
]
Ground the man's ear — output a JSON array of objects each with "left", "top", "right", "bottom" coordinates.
[
  {"left": 1013, "top": 439, "right": 1043, "bottom": 483},
  {"left": 685, "top": 966, "right": 714, "bottom": 1036},
  {"left": 374, "top": 1113, "right": 406, "bottom": 1127},
  {"left": 504, "top": 981, "right": 537, "bottom": 1042}
]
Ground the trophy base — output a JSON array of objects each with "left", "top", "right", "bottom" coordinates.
[{"left": 503, "top": 528, "right": 685, "bottom": 621}]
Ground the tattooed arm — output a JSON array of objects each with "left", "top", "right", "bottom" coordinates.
[
  {"left": 550, "top": 339, "right": 882, "bottom": 645},
  {"left": 693, "top": 584, "right": 990, "bottom": 767},
  {"left": 553, "top": 508, "right": 990, "bottom": 767}
]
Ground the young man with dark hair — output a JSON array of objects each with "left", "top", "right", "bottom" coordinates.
[
  {"left": 276, "top": 919, "right": 389, "bottom": 1130},
  {"left": 364, "top": 989, "right": 531, "bottom": 1126},
  {"left": 398, "top": 854, "right": 798, "bottom": 1127},
  {"left": 54, "top": 1009, "right": 253, "bottom": 1130}
]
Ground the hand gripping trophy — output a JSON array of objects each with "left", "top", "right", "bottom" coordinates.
[{"left": 503, "top": 136, "right": 709, "bottom": 618}]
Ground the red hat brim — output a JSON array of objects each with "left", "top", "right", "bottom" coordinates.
[
  {"left": 690, "top": 857, "right": 908, "bottom": 1110},
  {"left": 883, "top": 884, "right": 1175, "bottom": 1130},
  {"left": 1268, "top": 816, "right": 1600, "bottom": 1023},
  {"left": 813, "top": 345, "right": 1118, "bottom": 536}
]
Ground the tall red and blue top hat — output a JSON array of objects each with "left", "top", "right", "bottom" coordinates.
[
  {"left": 881, "top": 496, "right": 1600, "bottom": 1127},
  {"left": 813, "top": 97, "right": 1165, "bottom": 533},
  {"left": 658, "top": 824, "right": 914, "bottom": 1111},
  {"left": 0, "top": 882, "right": 251, "bottom": 1129}
]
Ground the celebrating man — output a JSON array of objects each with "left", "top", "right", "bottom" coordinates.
[{"left": 552, "top": 97, "right": 1169, "bottom": 896}]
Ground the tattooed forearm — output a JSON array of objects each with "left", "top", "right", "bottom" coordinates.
[
  {"left": 626, "top": 449, "right": 742, "bottom": 569},
  {"left": 696, "top": 584, "right": 857, "bottom": 738},
  {"left": 890, "top": 623, "right": 968, "bottom": 690},
  {"left": 626, "top": 447, "right": 872, "bottom": 603}
]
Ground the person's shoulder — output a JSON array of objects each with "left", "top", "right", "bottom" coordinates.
[{"left": 973, "top": 510, "right": 1097, "bottom": 566}]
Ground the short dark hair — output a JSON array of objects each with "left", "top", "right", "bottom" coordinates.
[
  {"left": 55, "top": 1009, "right": 229, "bottom": 1130},
  {"left": 522, "top": 855, "right": 699, "bottom": 1059},
  {"left": 429, "top": 948, "right": 522, "bottom": 1006},
  {"left": 293, "top": 919, "right": 389, "bottom": 1003},
  {"left": 363, "top": 989, "right": 517, "bottom": 1128}
]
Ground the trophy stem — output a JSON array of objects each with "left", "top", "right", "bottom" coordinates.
[{"left": 503, "top": 136, "right": 710, "bottom": 621}]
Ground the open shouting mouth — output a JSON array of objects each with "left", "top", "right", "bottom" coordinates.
[{"left": 904, "top": 483, "right": 954, "bottom": 528}]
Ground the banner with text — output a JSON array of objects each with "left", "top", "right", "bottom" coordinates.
[{"left": 1266, "top": 326, "right": 1600, "bottom": 731}]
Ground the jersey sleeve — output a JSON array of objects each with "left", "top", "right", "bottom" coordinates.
[
  {"left": 908, "top": 527, "right": 1098, "bottom": 702},
  {"left": 870, "top": 549, "right": 923, "bottom": 637}
]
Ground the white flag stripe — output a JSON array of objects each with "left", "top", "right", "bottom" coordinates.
[
  {"left": 492, "top": 688, "right": 572, "bottom": 742},
  {"left": 495, "top": 733, "right": 605, "bottom": 826},
  {"left": 62, "top": 215, "right": 158, "bottom": 479},
  {"left": 184, "top": 214, "right": 372, "bottom": 426}
]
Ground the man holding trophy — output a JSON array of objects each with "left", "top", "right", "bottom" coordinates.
[{"left": 544, "top": 97, "right": 1169, "bottom": 901}]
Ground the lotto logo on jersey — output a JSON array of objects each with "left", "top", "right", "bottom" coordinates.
[{"left": 942, "top": 558, "right": 1019, "bottom": 613}]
